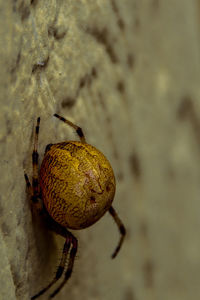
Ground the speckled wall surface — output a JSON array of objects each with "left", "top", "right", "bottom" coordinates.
[{"left": 0, "top": 0, "right": 200, "bottom": 300}]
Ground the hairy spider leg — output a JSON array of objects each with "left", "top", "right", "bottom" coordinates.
[
  {"left": 54, "top": 113, "right": 86, "bottom": 143},
  {"left": 109, "top": 206, "right": 126, "bottom": 258},
  {"left": 31, "top": 230, "right": 76, "bottom": 299},
  {"left": 32, "top": 117, "right": 40, "bottom": 198},
  {"left": 50, "top": 234, "right": 78, "bottom": 298},
  {"left": 24, "top": 117, "right": 42, "bottom": 211},
  {"left": 24, "top": 172, "right": 32, "bottom": 196}
]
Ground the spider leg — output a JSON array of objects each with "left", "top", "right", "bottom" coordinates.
[
  {"left": 24, "top": 118, "right": 43, "bottom": 211},
  {"left": 31, "top": 233, "right": 72, "bottom": 300},
  {"left": 54, "top": 113, "right": 86, "bottom": 143},
  {"left": 109, "top": 206, "right": 126, "bottom": 259},
  {"left": 31, "top": 117, "right": 43, "bottom": 211},
  {"left": 24, "top": 172, "right": 33, "bottom": 196},
  {"left": 24, "top": 170, "right": 42, "bottom": 211},
  {"left": 32, "top": 117, "right": 40, "bottom": 197},
  {"left": 49, "top": 233, "right": 78, "bottom": 299}
]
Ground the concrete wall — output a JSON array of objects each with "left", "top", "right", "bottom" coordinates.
[{"left": 0, "top": 1, "right": 200, "bottom": 299}]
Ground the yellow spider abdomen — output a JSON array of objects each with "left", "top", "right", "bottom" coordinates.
[{"left": 39, "top": 141, "right": 116, "bottom": 229}]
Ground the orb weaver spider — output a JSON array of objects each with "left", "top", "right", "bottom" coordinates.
[{"left": 24, "top": 114, "right": 126, "bottom": 299}]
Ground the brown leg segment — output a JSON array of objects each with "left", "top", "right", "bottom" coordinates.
[
  {"left": 24, "top": 117, "right": 42, "bottom": 212},
  {"left": 54, "top": 113, "right": 86, "bottom": 143},
  {"left": 32, "top": 117, "right": 40, "bottom": 200},
  {"left": 49, "top": 235, "right": 78, "bottom": 298},
  {"left": 109, "top": 206, "right": 126, "bottom": 259},
  {"left": 24, "top": 172, "right": 33, "bottom": 196},
  {"left": 31, "top": 232, "right": 73, "bottom": 300}
]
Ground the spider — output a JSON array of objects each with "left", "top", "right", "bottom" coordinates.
[{"left": 24, "top": 114, "right": 126, "bottom": 299}]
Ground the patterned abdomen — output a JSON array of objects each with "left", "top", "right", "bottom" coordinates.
[{"left": 39, "top": 141, "right": 115, "bottom": 229}]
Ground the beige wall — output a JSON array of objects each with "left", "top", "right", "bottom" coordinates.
[{"left": 0, "top": 1, "right": 200, "bottom": 299}]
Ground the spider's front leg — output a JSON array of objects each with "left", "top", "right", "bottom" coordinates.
[{"left": 54, "top": 113, "right": 86, "bottom": 143}]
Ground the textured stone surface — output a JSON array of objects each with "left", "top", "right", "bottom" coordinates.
[{"left": 0, "top": 0, "right": 200, "bottom": 299}]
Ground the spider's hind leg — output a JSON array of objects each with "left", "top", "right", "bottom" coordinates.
[
  {"left": 31, "top": 225, "right": 78, "bottom": 300},
  {"left": 49, "top": 233, "right": 78, "bottom": 299},
  {"left": 109, "top": 206, "right": 126, "bottom": 259}
]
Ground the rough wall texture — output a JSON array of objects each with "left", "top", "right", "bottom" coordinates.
[{"left": 0, "top": 0, "right": 200, "bottom": 300}]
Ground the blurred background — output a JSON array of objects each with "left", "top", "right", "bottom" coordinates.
[{"left": 0, "top": 0, "right": 200, "bottom": 299}]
